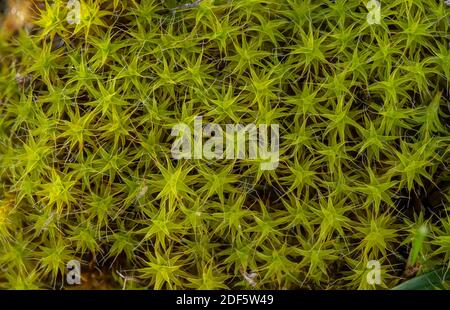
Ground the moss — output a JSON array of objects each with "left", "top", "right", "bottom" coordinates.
[{"left": 0, "top": 0, "right": 449, "bottom": 289}]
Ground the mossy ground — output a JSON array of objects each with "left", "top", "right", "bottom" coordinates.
[{"left": 0, "top": 0, "right": 449, "bottom": 289}]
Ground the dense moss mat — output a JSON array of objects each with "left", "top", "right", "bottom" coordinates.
[{"left": 0, "top": 0, "right": 449, "bottom": 289}]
